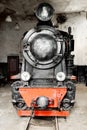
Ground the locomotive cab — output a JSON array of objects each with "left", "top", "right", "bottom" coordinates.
[{"left": 11, "top": 3, "right": 76, "bottom": 117}]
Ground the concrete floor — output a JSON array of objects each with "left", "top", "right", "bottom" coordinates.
[{"left": 0, "top": 83, "right": 87, "bottom": 130}]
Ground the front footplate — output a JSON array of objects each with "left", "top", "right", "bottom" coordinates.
[
  {"left": 18, "top": 87, "right": 69, "bottom": 117},
  {"left": 18, "top": 110, "right": 69, "bottom": 117}
]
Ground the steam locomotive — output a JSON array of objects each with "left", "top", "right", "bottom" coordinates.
[{"left": 11, "top": 3, "right": 76, "bottom": 117}]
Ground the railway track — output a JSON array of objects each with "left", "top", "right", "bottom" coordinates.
[{"left": 25, "top": 110, "right": 60, "bottom": 130}]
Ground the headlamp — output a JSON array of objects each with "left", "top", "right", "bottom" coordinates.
[
  {"left": 56, "top": 72, "right": 66, "bottom": 82},
  {"left": 21, "top": 71, "right": 31, "bottom": 81},
  {"left": 35, "top": 3, "right": 54, "bottom": 21}
]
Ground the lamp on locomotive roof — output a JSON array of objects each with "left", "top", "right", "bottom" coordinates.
[{"left": 35, "top": 3, "right": 54, "bottom": 21}]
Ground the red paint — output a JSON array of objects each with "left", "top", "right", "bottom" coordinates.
[
  {"left": 18, "top": 87, "right": 69, "bottom": 117},
  {"left": 18, "top": 110, "right": 69, "bottom": 117}
]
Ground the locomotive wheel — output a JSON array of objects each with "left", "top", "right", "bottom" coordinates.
[
  {"left": 62, "top": 98, "right": 71, "bottom": 111},
  {"left": 15, "top": 99, "right": 27, "bottom": 110},
  {"left": 11, "top": 81, "right": 23, "bottom": 93}
]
